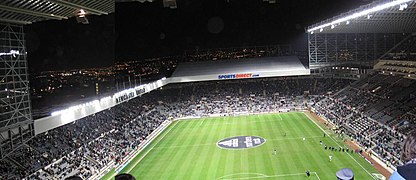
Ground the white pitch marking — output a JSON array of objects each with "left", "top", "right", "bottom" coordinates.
[
  {"left": 199, "top": 118, "right": 205, "bottom": 126},
  {"left": 221, "top": 118, "right": 282, "bottom": 125},
  {"left": 277, "top": 113, "right": 283, "bottom": 121},
  {"left": 313, "top": 172, "right": 321, "bottom": 180},
  {"left": 125, "top": 121, "right": 179, "bottom": 173},
  {"left": 154, "top": 143, "right": 213, "bottom": 150},
  {"left": 267, "top": 135, "right": 322, "bottom": 141},
  {"left": 217, "top": 172, "right": 312, "bottom": 180},
  {"left": 152, "top": 135, "right": 323, "bottom": 150},
  {"left": 216, "top": 173, "right": 268, "bottom": 180},
  {"left": 304, "top": 112, "right": 375, "bottom": 179}
]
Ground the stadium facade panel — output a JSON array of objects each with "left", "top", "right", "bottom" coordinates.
[{"left": 170, "top": 56, "right": 310, "bottom": 83}]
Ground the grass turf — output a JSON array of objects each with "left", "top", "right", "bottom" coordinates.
[{"left": 103, "top": 112, "right": 380, "bottom": 179}]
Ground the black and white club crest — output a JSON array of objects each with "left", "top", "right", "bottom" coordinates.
[{"left": 217, "top": 136, "right": 266, "bottom": 149}]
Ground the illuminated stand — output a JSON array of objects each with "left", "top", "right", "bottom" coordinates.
[
  {"left": 0, "top": 23, "right": 34, "bottom": 158},
  {"left": 0, "top": 0, "right": 113, "bottom": 161},
  {"left": 307, "top": 0, "right": 416, "bottom": 74},
  {"left": 308, "top": 33, "right": 409, "bottom": 71}
]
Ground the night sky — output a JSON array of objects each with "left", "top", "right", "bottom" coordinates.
[
  {"left": 25, "top": 14, "right": 115, "bottom": 74},
  {"left": 25, "top": 0, "right": 369, "bottom": 73},
  {"left": 115, "top": 0, "right": 369, "bottom": 60}
]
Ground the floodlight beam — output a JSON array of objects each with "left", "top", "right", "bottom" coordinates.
[{"left": 307, "top": 0, "right": 413, "bottom": 32}]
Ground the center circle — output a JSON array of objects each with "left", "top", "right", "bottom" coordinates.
[{"left": 217, "top": 136, "right": 266, "bottom": 150}]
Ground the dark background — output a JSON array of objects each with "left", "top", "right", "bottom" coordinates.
[
  {"left": 23, "top": 0, "right": 370, "bottom": 116},
  {"left": 24, "top": 0, "right": 370, "bottom": 73},
  {"left": 25, "top": 14, "right": 115, "bottom": 74},
  {"left": 115, "top": 0, "right": 369, "bottom": 60}
]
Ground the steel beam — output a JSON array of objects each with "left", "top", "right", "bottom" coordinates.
[
  {"left": 0, "top": 18, "right": 31, "bottom": 25},
  {"left": 49, "top": 0, "right": 108, "bottom": 15},
  {"left": 0, "top": 23, "right": 34, "bottom": 159},
  {"left": 0, "top": 4, "right": 67, "bottom": 20}
]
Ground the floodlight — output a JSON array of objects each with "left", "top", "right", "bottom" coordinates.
[
  {"left": 320, "top": 28, "right": 323, "bottom": 32},
  {"left": 0, "top": 50, "right": 20, "bottom": 56},
  {"left": 76, "top": 9, "right": 89, "bottom": 24},
  {"left": 307, "top": 0, "right": 413, "bottom": 32},
  {"left": 51, "top": 111, "right": 60, "bottom": 116},
  {"left": 399, "top": 3, "right": 408, "bottom": 10},
  {"left": 78, "top": 9, "right": 86, "bottom": 17}
]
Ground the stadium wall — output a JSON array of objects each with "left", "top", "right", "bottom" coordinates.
[
  {"left": 34, "top": 73, "right": 311, "bottom": 134},
  {"left": 34, "top": 74, "right": 309, "bottom": 135},
  {"left": 34, "top": 56, "right": 311, "bottom": 134},
  {"left": 170, "top": 56, "right": 310, "bottom": 83},
  {"left": 168, "top": 69, "right": 310, "bottom": 83},
  {"left": 34, "top": 78, "right": 168, "bottom": 135}
]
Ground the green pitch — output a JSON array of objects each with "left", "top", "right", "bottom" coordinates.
[{"left": 102, "top": 112, "right": 380, "bottom": 179}]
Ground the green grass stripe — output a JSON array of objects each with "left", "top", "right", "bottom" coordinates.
[{"left": 101, "top": 112, "right": 382, "bottom": 180}]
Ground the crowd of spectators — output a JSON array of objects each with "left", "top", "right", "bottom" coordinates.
[
  {"left": 0, "top": 77, "right": 351, "bottom": 179},
  {"left": 315, "top": 97, "right": 404, "bottom": 166},
  {"left": 314, "top": 73, "right": 416, "bottom": 168},
  {"left": 2, "top": 72, "right": 415, "bottom": 178}
]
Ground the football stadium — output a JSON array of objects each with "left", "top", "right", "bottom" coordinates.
[{"left": 1, "top": 0, "right": 416, "bottom": 180}]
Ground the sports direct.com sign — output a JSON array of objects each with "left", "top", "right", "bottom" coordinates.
[{"left": 218, "top": 73, "right": 259, "bottom": 80}]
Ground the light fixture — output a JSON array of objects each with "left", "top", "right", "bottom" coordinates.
[
  {"left": 346, "top": 21, "right": 350, "bottom": 25},
  {"left": 307, "top": 0, "right": 413, "bottom": 32},
  {"left": 78, "top": 9, "right": 86, "bottom": 17},
  {"left": 0, "top": 50, "right": 20, "bottom": 57},
  {"left": 399, "top": 3, "right": 408, "bottom": 10},
  {"left": 331, "top": 24, "right": 335, "bottom": 29},
  {"left": 76, "top": 9, "right": 89, "bottom": 24},
  {"left": 320, "top": 28, "right": 323, "bottom": 32}
]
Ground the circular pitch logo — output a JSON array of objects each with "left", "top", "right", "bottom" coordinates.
[{"left": 217, "top": 136, "right": 266, "bottom": 149}]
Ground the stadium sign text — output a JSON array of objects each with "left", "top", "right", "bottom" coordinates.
[
  {"left": 218, "top": 73, "right": 259, "bottom": 80},
  {"left": 115, "top": 92, "right": 135, "bottom": 104},
  {"left": 136, "top": 88, "right": 145, "bottom": 95},
  {"left": 217, "top": 136, "right": 266, "bottom": 149}
]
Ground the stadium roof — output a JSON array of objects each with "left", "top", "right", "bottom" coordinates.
[
  {"left": 307, "top": 0, "right": 416, "bottom": 34},
  {"left": 171, "top": 56, "right": 310, "bottom": 83},
  {"left": 0, "top": 0, "right": 114, "bottom": 24},
  {"left": 115, "top": 0, "right": 154, "bottom": 2}
]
